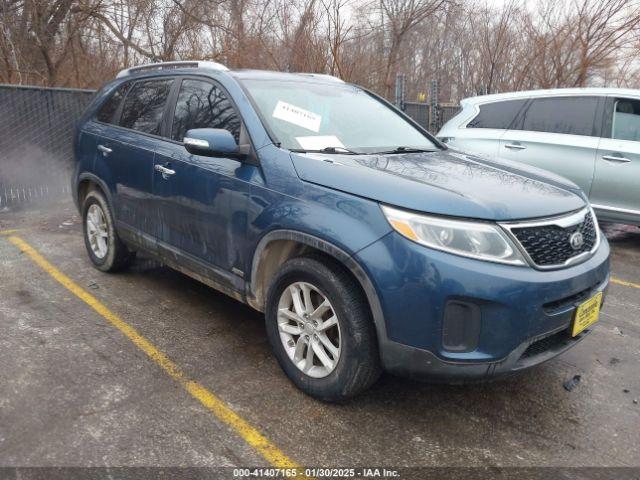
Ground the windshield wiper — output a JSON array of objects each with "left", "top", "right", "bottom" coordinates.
[
  {"left": 371, "top": 146, "right": 437, "bottom": 155},
  {"left": 290, "top": 146, "right": 360, "bottom": 155}
]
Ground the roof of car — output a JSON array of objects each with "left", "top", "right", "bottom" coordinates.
[
  {"left": 461, "top": 87, "right": 640, "bottom": 105},
  {"left": 230, "top": 69, "right": 346, "bottom": 84},
  {"left": 116, "top": 61, "right": 345, "bottom": 85}
]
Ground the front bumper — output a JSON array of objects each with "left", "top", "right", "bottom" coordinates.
[{"left": 355, "top": 231, "right": 610, "bottom": 381}]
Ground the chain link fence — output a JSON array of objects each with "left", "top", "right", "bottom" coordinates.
[
  {"left": 403, "top": 102, "right": 431, "bottom": 130},
  {"left": 395, "top": 74, "right": 460, "bottom": 133},
  {"left": 0, "top": 85, "right": 95, "bottom": 209},
  {"left": 440, "top": 104, "right": 461, "bottom": 127},
  {"left": 402, "top": 101, "right": 460, "bottom": 133}
]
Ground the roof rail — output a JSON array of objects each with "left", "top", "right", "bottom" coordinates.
[
  {"left": 296, "top": 73, "right": 345, "bottom": 83},
  {"left": 116, "top": 61, "right": 228, "bottom": 78}
]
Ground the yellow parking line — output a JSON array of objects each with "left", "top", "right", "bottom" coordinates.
[
  {"left": 0, "top": 229, "right": 20, "bottom": 236},
  {"left": 6, "top": 235, "right": 302, "bottom": 472},
  {"left": 611, "top": 276, "right": 640, "bottom": 290}
]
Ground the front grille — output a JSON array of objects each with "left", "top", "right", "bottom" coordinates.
[
  {"left": 520, "top": 330, "right": 569, "bottom": 359},
  {"left": 543, "top": 278, "right": 607, "bottom": 314},
  {"left": 509, "top": 210, "right": 597, "bottom": 267}
]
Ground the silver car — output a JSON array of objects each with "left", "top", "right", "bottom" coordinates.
[{"left": 438, "top": 88, "right": 640, "bottom": 226}]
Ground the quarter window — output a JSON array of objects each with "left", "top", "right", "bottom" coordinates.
[
  {"left": 96, "top": 82, "right": 130, "bottom": 124},
  {"left": 467, "top": 100, "right": 526, "bottom": 129},
  {"left": 171, "top": 79, "right": 241, "bottom": 142},
  {"left": 119, "top": 79, "right": 173, "bottom": 135},
  {"left": 519, "top": 97, "right": 598, "bottom": 137},
  {"left": 612, "top": 98, "right": 640, "bottom": 142}
]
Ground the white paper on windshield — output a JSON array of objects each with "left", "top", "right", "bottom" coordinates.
[
  {"left": 295, "top": 135, "right": 346, "bottom": 150},
  {"left": 272, "top": 101, "right": 322, "bottom": 132}
]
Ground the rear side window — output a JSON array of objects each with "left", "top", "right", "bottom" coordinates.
[
  {"left": 467, "top": 99, "right": 527, "bottom": 129},
  {"left": 119, "top": 79, "right": 173, "bottom": 135},
  {"left": 171, "top": 79, "right": 241, "bottom": 142},
  {"left": 612, "top": 98, "right": 640, "bottom": 142},
  {"left": 96, "top": 82, "right": 130, "bottom": 123},
  {"left": 519, "top": 97, "right": 598, "bottom": 136}
]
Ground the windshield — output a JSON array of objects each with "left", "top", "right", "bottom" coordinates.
[{"left": 240, "top": 79, "right": 439, "bottom": 153}]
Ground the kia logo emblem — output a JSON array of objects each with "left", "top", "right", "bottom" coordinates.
[{"left": 569, "top": 231, "right": 584, "bottom": 250}]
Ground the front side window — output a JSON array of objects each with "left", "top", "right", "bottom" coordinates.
[
  {"left": 119, "top": 79, "right": 173, "bottom": 135},
  {"left": 239, "top": 79, "right": 438, "bottom": 153},
  {"left": 96, "top": 82, "right": 130, "bottom": 124},
  {"left": 518, "top": 96, "right": 598, "bottom": 136},
  {"left": 612, "top": 98, "right": 640, "bottom": 142},
  {"left": 171, "top": 79, "right": 241, "bottom": 142},
  {"left": 467, "top": 100, "right": 526, "bottom": 129}
]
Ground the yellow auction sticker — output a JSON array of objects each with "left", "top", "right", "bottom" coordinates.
[{"left": 572, "top": 291, "right": 603, "bottom": 337}]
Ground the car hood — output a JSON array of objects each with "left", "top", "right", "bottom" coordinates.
[{"left": 290, "top": 149, "right": 586, "bottom": 221}]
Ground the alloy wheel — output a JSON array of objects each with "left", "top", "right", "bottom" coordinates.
[
  {"left": 86, "top": 203, "right": 109, "bottom": 259},
  {"left": 277, "top": 281, "right": 341, "bottom": 378}
]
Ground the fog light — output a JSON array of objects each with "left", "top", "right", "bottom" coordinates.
[{"left": 442, "top": 300, "right": 481, "bottom": 352}]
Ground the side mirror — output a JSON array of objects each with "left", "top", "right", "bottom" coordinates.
[{"left": 183, "top": 128, "right": 239, "bottom": 157}]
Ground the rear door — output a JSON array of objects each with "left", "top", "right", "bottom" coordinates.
[
  {"left": 152, "top": 77, "right": 250, "bottom": 279},
  {"left": 94, "top": 77, "right": 174, "bottom": 237},
  {"left": 590, "top": 96, "right": 640, "bottom": 222},
  {"left": 499, "top": 96, "right": 601, "bottom": 194},
  {"left": 450, "top": 99, "right": 527, "bottom": 157}
]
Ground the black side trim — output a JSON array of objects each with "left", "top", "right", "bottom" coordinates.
[
  {"left": 601, "top": 96, "right": 615, "bottom": 139},
  {"left": 117, "top": 222, "right": 245, "bottom": 303},
  {"left": 593, "top": 95, "right": 606, "bottom": 138}
]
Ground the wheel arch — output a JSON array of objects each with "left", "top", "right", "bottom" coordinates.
[
  {"left": 76, "top": 173, "right": 114, "bottom": 214},
  {"left": 248, "top": 230, "right": 388, "bottom": 343}
]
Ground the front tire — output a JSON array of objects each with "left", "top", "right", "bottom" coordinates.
[
  {"left": 265, "top": 256, "right": 381, "bottom": 401},
  {"left": 82, "top": 189, "right": 134, "bottom": 272}
]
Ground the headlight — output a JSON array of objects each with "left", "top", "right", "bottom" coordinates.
[{"left": 381, "top": 205, "right": 527, "bottom": 266}]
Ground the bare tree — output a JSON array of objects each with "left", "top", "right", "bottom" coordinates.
[
  {"left": 378, "top": 0, "right": 449, "bottom": 97},
  {"left": 2, "top": 0, "right": 640, "bottom": 99},
  {"left": 523, "top": 0, "right": 640, "bottom": 88},
  {"left": 322, "top": 0, "right": 353, "bottom": 77}
]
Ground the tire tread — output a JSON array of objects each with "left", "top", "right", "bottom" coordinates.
[
  {"left": 82, "top": 189, "right": 134, "bottom": 272},
  {"left": 266, "top": 254, "right": 381, "bottom": 401}
]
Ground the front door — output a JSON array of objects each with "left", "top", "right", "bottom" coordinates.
[
  {"left": 591, "top": 96, "right": 640, "bottom": 222},
  {"left": 499, "top": 96, "right": 601, "bottom": 195},
  {"left": 152, "top": 77, "right": 251, "bottom": 279},
  {"left": 454, "top": 98, "right": 528, "bottom": 157}
]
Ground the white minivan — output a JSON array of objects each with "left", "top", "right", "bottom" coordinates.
[{"left": 438, "top": 88, "right": 640, "bottom": 226}]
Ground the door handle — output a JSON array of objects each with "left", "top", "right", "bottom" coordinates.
[
  {"left": 602, "top": 155, "right": 631, "bottom": 163},
  {"left": 154, "top": 164, "right": 176, "bottom": 179},
  {"left": 505, "top": 143, "right": 526, "bottom": 150},
  {"left": 97, "top": 144, "right": 112, "bottom": 156}
]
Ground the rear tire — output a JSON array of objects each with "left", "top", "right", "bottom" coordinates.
[
  {"left": 265, "top": 256, "right": 381, "bottom": 401},
  {"left": 82, "top": 189, "right": 134, "bottom": 272}
]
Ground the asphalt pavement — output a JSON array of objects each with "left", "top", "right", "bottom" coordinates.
[{"left": 1, "top": 200, "right": 639, "bottom": 473}]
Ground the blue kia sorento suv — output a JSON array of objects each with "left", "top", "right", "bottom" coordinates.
[{"left": 73, "top": 61, "right": 610, "bottom": 401}]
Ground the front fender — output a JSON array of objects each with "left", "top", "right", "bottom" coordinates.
[{"left": 247, "top": 229, "right": 391, "bottom": 350}]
